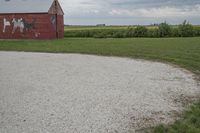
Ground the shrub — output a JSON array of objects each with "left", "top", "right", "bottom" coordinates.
[
  {"left": 112, "top": 31, "right": 125, "bottom": 38},
  {"left": 126, "top": 27, "right": 135, "bottom": 37},
  {"left": 158, "top": 22, "right": 171, "bottom": 37},
  {"left": 64, "top": 30, "right": 94, "bottom": 37},
  {"left": 178, "top": 20, "right": 194, "bottom": 37},
  {"left": 93, "top": 32, "right": 108, "bottom": 38},
  {"left": 147, "top": 29, "right": 159, "bottom": 38},
  {"left": 171, "top": 28, "right": 180, "bottom": 37},
  {"left": 134, "top": 26, "right": 148, "bottom": 37},
  {"left": 194, "top": 28, "right": 200, "bottom": 36}
]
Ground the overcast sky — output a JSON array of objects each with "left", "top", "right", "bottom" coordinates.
[{"left": 59, "top": 0, "right": 200, "bottom": 25}]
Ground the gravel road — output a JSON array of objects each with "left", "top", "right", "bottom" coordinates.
[{"left": 0, "top": 51, "right": 199, "bottom": 133}]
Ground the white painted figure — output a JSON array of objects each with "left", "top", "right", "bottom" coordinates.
[
  {"left": 3, "top": 18, "right": 11, "bottom": 33},
  {"left": 35, "top": 32, "right": 40, "bottom": 38},
  {"left": 12, "top": 18, "right": 24, "bottom": 33}
]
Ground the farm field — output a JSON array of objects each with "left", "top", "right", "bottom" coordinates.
[
  {"left": 64, "top": 25, "right": 131, "bottom": 31},
  {"left": 64, "top": 25, "right": 160, "bottom": 33},
  {"left": 64, "top": 25, "right": 200, "bottom": 38},
  {"left": 65, "top": 25, "right": 200, "bottom": 31},
  {"left": 0, "top": 37, "right": 200, "bottom": 132}
]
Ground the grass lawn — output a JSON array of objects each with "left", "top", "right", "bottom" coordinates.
[{"left": 0, "top": 37, "right": 200, "bottom": 132}]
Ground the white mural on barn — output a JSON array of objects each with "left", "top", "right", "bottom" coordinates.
[
  {"left": 12, "top": 18, "right": 24, "bottom": 33},
  {"left": 3, "top": 18, "right": 11, "bottom": 33},
  {"left": 2, "top": 17, "right": 40, "bottom": 38}
]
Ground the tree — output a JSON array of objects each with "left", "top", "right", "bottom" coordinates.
[
  {"left": 178, "top": 20, "right": 194, "bottom": 37},
  {"left": 158, "top": 22, "right": 171, "bottom": 37},
  {"left": 134, "top": 26, "right": 148, "bottom": 37}
]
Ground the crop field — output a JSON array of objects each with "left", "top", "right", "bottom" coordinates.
[
  {"left": 0, "top": 37, "right": 200, "bottom": 132},
  {"left": 64, "top": 25, "right": 200, "bottom": 38},
  {"left": 64, "top": 25, "right": 158, "bottom": 31},
  {"left": 65, "top": 25, "right": 200, "bottom": 31},
  {"left": 64, "top": 25, "right": 130, "bottom": 31}
]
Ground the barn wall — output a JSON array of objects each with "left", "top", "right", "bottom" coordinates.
[
  {"left": 0, "top": 13, "right": 64, "bottom": 39},
  {"left": 57, "top": 15, "right": 64, "bottom": 38}
]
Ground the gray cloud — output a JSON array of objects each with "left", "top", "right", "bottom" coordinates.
[
  {"left": 111, "top": 0, "right": 200, "bottom": 8},
  {"left": 62, "top": 0, "right": 200, "bottom": 25}
]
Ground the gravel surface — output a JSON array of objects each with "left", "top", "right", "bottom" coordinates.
[{"left": 0, "top": 51, "right": 199, "bottom": 133}]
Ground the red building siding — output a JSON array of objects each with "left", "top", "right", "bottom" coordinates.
[
  {"left": 57, "top": 15, "right": 64, "bottom": 38},
  {"left": 0, "top": 13, "right": 64, "bottom": 39}
]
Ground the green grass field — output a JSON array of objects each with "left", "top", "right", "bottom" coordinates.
[{"left": 0, "top": 37, "right": 200, "bottom": 132}]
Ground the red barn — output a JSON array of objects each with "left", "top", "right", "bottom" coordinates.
[{"left": 0, "top": 0, "right": 64, "bottom": 39}]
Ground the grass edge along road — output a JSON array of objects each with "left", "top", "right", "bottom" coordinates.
[{"left": 0, "top": 37, "right": 200, "bottom": 133}]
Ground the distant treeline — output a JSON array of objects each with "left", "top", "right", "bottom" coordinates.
[{"left": 65, "top": 21, "right": 200, "bottom": 38}]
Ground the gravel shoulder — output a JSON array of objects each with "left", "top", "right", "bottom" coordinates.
[{"left": 0, "top": 51, "right": 199, "bottom": 133}]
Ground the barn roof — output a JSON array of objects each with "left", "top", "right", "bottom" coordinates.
[{"left": 0, "top": 0, "right": 62, "bottom": 14}]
